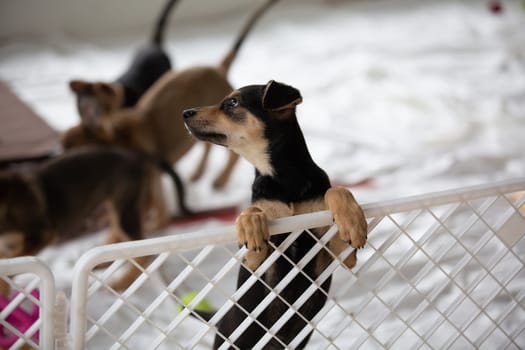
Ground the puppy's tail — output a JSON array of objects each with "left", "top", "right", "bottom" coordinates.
[
  {"left": 151, "top": 0, "right": 181, "bottom": 46},
  {"left": 219, "top": 0, "right": 279, "bottom": 75},
  {"left": 156, "top": 159, "right": 192, "bottom": 216}
]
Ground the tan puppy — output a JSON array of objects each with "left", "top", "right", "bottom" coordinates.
[{"left": 62, "top": 0, "right": 279, "bottom": 191}]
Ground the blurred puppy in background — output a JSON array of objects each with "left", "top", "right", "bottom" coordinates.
[
  {"left": 0, "top": 146, "right": 183, "bottom": 293},
  {"left": 62, "top": 0, "right": 280, "bottom": 193},
  {"left": 69, "top": 0, "right": 180, "bottom": 124}
]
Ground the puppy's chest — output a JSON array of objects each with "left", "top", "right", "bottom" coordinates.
[
  {"left": 265, "top": 199, "right": 331, "bottom": 286},
  {"left": 265, "top": 198, "right": 329, "bottom": 244},
  {"left": 292, "top": 199, "right": 330, "bottom": 238},
  {"left": 252, "top": 174, "right": 329, "bottom": 204}
]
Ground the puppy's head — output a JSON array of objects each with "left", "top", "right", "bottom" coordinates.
[
  {"left": 69, "top": 80, "right": 123, "bottom": 124},
  {"left": 0, "top": 173, "right": 50, "bottom": 258},
  {"left": 183, "top": 80, "right": 302, "bottom": 174}
]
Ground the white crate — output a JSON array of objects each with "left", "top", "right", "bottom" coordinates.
[
  {"left": 67, "top": 178, "right": 525, "bottom": 349},
  {"left": 0, "top": 257, "right": 56, "bottom": 350}
]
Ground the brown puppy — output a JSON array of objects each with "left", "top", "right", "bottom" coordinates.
[
  {"left": 183, "top": 80, "right": 368, "bottom": 349},
  {"left": 0, "top": 146, "right": 172, "bottom": 293},
  {"left": 69, "top": 0, "right": 180, "bottom": 124},
  {"left": 66, "top": 0, "right": 184, "bottom": 223},
  {"left": 62, "top": 0, "right": 279, "bottom": 191}
]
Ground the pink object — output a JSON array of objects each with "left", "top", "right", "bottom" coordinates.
[{"left": 0, "top": 290, "right": 40, "bottom": 347}]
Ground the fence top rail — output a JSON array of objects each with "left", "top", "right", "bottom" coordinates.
[
  {"left": 362, "top": 177, "right": 525, "bottom": 217},
  {"left": 73, "top": 177, "right": 525, "bottom": 269},
  {"left": 0, "top": 256, "right": 54, "bottom": 281},
  {"left": 68, "top": 177, "right": 525, "bottom": 350}
]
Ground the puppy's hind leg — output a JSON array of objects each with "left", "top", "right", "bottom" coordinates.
[
  {"left": 213, "top": 150, "right": 239, "bottom": 189},
  {"left": 108, "top": 255, "right": 151, "bottom": 292},
  {"left": 190, "top": 143, "right": 211, "bottom": 182},
  {"left": 143, "top": 172, "right": 169, "bottom": 231},
  {"left": 108, "top": 190, "right": 151, "bottom": 291},
  {"left": 93, "top": 202, "right": 126, "bottom": 270},
  {"left": 104, "top": 202, "right": 127, "bottom": 245}
]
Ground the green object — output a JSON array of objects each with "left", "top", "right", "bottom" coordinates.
[{"left": 177, "top": 291, "right": 214, "bottom": 313}]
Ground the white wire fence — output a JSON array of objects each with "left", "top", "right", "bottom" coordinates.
[
  {"left": 0, "top": 257, "right": 56, "bottom": 350},
  {"left": 1, "top": 178, "right": 525, "bottom": 349}
]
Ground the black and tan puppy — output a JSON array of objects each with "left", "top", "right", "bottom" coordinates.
[
  {"left": 69, "top": 0, "right": 180, "bottom": 124},
  {"left": 183, "top": 80, "right": 368, "bottom": 349},
  {"left": 0, "top": 146, "right": 179, "bottom": 293}
]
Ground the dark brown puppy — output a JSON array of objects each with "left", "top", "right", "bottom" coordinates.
[
  {"left": 183, "top": 81, "right": 368, "bottom": 349},
  {"left": 62, "top": 0, "right": 279, "bottom": 193},
  {"left": 0, "top": 146, "right": 173, "bottom": 293},
  {"left": 69, "top": 0, "right": 180, "bottom": 124}
]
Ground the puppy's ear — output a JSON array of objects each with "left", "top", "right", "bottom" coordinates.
[
  {"left": 262, "top": 80, "right": 302, "bottom": 112},
  {"left": 94, "top": 82, "right": 117, "bottom": 98},
  {"left": 69, "top": 80, "right": 92, "bottom": 94}
]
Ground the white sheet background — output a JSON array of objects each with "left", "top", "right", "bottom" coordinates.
[{"left": 1, "top": 0, "right": 524, "bottom": 348}]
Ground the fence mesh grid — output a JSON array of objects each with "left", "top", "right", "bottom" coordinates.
[
  {"left": 1, "top": 183, "right": 524, "bottom": 349},
  {"left": 70, "top": 185, "right": 525, "bottom": 350}
]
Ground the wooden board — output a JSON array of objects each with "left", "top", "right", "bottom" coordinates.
[{"left": 0, "top": 81, "right": 59, "bottom": 166}]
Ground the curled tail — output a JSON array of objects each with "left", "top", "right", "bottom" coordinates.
[
  {"left": 219, "top": 0, "right": 279, "bottom": 75},
  {"left": 152, "top": 0, "right": 181, "bottom": 46}
]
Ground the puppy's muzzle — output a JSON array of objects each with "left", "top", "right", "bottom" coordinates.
[{"left": 183, "top": 109, "right": 197, "bottom": 120}]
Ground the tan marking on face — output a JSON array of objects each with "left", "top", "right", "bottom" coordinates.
[
  {"left": 0, "top": 232, "right": 25, "bottom": 259},
  {"left": 186, "top": 99, "right": 274, "bottom": 176},
  {"left": 226, "top": 111, "right": 274, "bottom": 175}
]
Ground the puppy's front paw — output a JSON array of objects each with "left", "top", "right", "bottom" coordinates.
[
  {"left": 235, "top": 206, "right": 269, "bottom": 252},
  {"left": 325, "top": 187, "right": 368, "bottom": 249}
]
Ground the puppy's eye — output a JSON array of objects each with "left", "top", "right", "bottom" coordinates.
[{"left": 223, "top": 98, "right": 239, "bottom": 110}]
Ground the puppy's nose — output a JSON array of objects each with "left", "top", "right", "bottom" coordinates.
[{"left": 183, "top": 109, "right": 197, "bottom": 119}]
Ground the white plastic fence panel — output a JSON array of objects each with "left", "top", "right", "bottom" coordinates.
[
  {"left": 0, "top": 256, "right": 56, "bottom": 350},
  {"left": 69, "top": 178, "right": 525, "bottom": 349}
]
